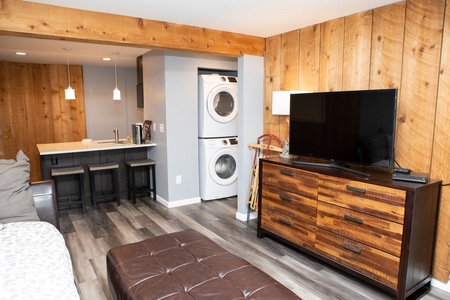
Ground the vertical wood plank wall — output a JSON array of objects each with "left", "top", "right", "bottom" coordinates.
[
  {"left": 264, "top": 0, "right": 450, "bottom": 283},
  {"left": 0, "top": 62, "right": 86, "bottom": 182}
]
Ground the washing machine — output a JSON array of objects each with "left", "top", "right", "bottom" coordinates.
[
  {"left": 199, "top": 137, "right": 238, "bottom": 200},
  {"left": 198, "top": 74, "right": 238, "bottom": 138}
]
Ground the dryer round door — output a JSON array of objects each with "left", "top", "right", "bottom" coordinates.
[
  {"left": 209, "top": 148, "right": 238, "bottom": 186},
  {"left": 207, "top": 85, "right": 238, "bottom": 124}
]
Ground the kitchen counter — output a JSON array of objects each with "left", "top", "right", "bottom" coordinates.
[
  {"left": 37, "top": 140, "right": 156, "bottom": 155},
  {"left": 38, "top": 140, "right": 156, "bottom": 203}
]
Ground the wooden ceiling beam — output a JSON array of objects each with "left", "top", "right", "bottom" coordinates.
[{"left": 0, "top": 0, "right": 265, "bottom": 57}]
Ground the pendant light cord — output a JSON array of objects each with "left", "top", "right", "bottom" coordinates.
[
  {"left": 66, "top": 51, "right": 71, "bottom": 87},
  {"left": 114, "top": 53, "right": 118, "bottom": 88}
]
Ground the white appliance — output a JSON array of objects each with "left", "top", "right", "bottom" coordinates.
[
  {"left": 198, "top": 137, "right": 238, "bottom": 200},
  {"left": 198, "top": 74, "right": 238, "bottom": 138}
]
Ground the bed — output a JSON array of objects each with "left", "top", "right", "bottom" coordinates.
[{"left": 0, "top": 151, "right": 80, "bottom": 300}]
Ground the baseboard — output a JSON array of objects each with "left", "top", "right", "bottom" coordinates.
[
  {"left": 235, "top": 210, "right": 257, "bottom": 221},
  {"left": 155, "top": 195, "right": 201, "bottom": 208},
  {"left": 431, "top": 278, "right": 450, "bottom": 293}
]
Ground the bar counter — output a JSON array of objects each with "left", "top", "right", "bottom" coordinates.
[
  {"left": 37, "top": 140, "right": 156, "bottom": 207},
  {"left": 37, "top": 139, "right": 156, "bottom": 155}
]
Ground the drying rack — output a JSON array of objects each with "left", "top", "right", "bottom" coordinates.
[{"left": 247, "top": 134, "right": 283, "bottom": 220}]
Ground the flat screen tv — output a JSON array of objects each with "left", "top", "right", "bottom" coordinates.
[{"left": 289, "top": 89, "right": 397, "bottom": 175}]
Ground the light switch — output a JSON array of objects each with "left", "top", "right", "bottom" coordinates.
[{"left": 159, "top": 124, "right": 164, "bottom": 133}]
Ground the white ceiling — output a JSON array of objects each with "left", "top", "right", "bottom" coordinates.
[{"left": 0, "top": 0, "right": 402, "bottom": 67}]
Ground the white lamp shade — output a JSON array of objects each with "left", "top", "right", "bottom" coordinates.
[
  {"left": 272, "top": 90, "right": 311, "bottom": 115},
  {"left": 272, "top": 91, "right": 292, "bottom": 115},
  {"left": 113, "top": 87, "right": 121, "bottom": 101},
  {"left": 65, "top": 86, "right": 76, "bottom": 100}
]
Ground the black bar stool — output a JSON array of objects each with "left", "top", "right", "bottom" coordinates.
[
  {"left": 51, "top": 165, "right": 86, "bottom": 213},
  {"left": 125, "top": 159, "right": 156, "bottom": 204},
  {"left": 87, "top": 162, "right": 120, "bottom": 210}
]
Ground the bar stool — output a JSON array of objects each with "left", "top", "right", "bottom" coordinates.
[
  {"left": 51, "top": 165, "right": 86, "bottom": 213},
  {"left": 125, "top": 159, "right": 156, "bottom": 204},
  {"left": 87, "top": 162, "right": 120, "bottom": 210}
]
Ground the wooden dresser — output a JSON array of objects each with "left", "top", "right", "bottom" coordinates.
[{"left": 257, "top": 158, "right": 441, "bottom": 300}]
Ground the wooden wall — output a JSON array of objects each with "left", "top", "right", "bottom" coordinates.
[
  {"left": 0, "top": 62, "right": 86, "bottom": 182},
  {"left": 264, "top": 0, "right": 450, "bottom": 284}
]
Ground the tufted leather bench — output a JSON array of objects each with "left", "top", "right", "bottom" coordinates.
[{"left": 106, "top": 229, "right": 300, "bottom": 299}]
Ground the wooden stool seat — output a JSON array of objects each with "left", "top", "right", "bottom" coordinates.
[
  {"left": 125, "top": 159, "right": 156, "bottom": 203},
  {"left": 51, "top": 165, "right": 86, "bottom": 213},
  {"left": 88, "top": 162, "right": 120, "bottom": 210}
]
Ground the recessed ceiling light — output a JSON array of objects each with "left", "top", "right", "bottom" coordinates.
[
  {"left": 103, "top": 57, "right": 111, "bottom": 61},
  {"left": 15, "top": 52, "right": 27, "bottom": 56}
]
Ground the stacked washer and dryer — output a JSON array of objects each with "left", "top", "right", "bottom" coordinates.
[{"left": 198, "top": 74, "right": 238, "bottom": 201}]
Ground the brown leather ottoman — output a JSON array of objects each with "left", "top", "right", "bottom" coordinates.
[{"left": 106, "top": 229, "right": 300, "bottom": 299}]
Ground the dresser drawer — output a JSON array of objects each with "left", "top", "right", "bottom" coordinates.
[
  {"left": 262, "top": 162, "right": 318, "bottom": 199},
  {"left": 318, "top": 175, "right": 406, "bottom": 224},
  {"left": 261, "top": 185, "right": 317, "bottom": 225},
  {"left": 316, "top": 202, "right": 403, "bottom": 257},
  {"left": 315, "top": 229, "right": 399, "bottom": 289},
  {"left": 261, "top": 208, "right": 317, "bottom": 249}
]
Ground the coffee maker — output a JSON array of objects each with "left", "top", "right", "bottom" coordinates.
[{"left": 132, "top": 123, "right": 143, "bottom": 144}]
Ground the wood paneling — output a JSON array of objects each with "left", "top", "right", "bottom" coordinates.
[
  {"left": 264, "top": 35, "right": 282, "bottom": 138},
  {"left": 0, "top": 62, "right": 86, "bottom": 182},
  {"left": 370, "top": 2, "right": 406, "bottom": 89},
  {"left": 319, "top": 18, "right": 345, "bottom": 91},
  {"left": 396, "top": 0, "right": 444, "bottom": 172},
  {"left": 264, "top": 0, "right": 450, "bottom": 284},
  {"left": 432, "top": 0, "right": 450, "bottom": 283},
  {"left": 343, "top": 11, "right": 372, "bottom": 90},
  {"left": 299, "top": 24, "right": 321, "bottom": 92},
  {"left": 0, "top": 0, "right": 264, "bottom": 57},
  {"left": 281, "top": 30, "right": 300, "bottom": 91}
]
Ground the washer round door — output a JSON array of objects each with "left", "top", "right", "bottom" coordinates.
[
  {"left": 207, "top": 85, "right": 238, "bottom": 124},
  {"left": 209, "top": 148, "right": 238, "bottom": 186}
]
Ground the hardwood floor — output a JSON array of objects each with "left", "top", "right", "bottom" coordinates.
[{"left": 60, "top": 196, "right": 449, "bottom": 300}]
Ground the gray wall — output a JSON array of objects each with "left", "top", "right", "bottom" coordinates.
[
  {"left": 83, "top": 65, "right": 143, "bottom": 140},
  {"left": 143, "top": 51, "right": 237, "bottom": 206},
  {"left": 236, "top": 55, "right": 264, "bottom": 220}
]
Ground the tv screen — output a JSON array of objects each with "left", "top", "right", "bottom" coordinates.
[{"left": 289, "top": 89, "right": 397, "bottom": 171}]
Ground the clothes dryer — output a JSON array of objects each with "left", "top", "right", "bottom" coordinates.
[
  {"left": 198, "top": 74, "right": 238, "bottom": 138},
  {"left": 198, "top": 137, "right": 238, "bottom": 200}
]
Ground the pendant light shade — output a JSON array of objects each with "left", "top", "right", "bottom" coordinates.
[
  {"left": 65, "top": 86, "right": 76, "bottom": 100},
  {"left": 113, "top": 52, "right": 121, "bottom": 101},
  {"left": 113, "top": 87, "right": 121, "bottom": 100},
  {"left": 64, "top": 48, "right": 76, "bottom": 100}
]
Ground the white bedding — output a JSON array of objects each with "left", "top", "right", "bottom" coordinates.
[{"left": 0, "top": 221, "right": 80, "bottom": 300}]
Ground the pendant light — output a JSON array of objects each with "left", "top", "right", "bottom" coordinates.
[
  {"left": 113, "top": 52, "right": 121, "bottom": 101},
  {"left": 64, "top": 48, "right": 76, "bottom": 100}
]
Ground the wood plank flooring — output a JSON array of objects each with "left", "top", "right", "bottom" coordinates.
[{"left": 60, "top": 196, "right": 449, "bottom": 300}]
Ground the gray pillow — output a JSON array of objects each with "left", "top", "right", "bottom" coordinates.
[{"left": 0, "top": 150, "right": 40, "bottom": 223}]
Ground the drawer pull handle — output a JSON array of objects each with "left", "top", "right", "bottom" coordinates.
[
  {"left": 278, "top": 218, "right": 292, "bottom": 226},
  {"left": 279, "top": 193, "right": 292, "bottom": 202},
  {"left": 280, "top": 169, "right": 294, "bottom": 177},
  {"left": 342, "top": 243, "right": 361, "bottom": 254},
  {"left": 344, "top": 214, "right": 364, "bottom": 224},
  {"left": 346, "top": 185, "right": 366, "bottom": 194}
]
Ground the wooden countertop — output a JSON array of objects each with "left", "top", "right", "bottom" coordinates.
[{"left": 37, "top": 140, "right": 156, "bottom": 155}]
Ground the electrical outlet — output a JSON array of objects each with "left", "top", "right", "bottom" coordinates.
[
  {"left": 159, "top": 124, "right": 164, "bottom": 133},
  {"left": 152, "top": 122, "right": 156, "bottom": 131},
  {"left": 51, "top": 157, "right": 58, "bottom": 165},
  {"left": 176, "top": 175, "right": 181, "bottom": 184}
]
